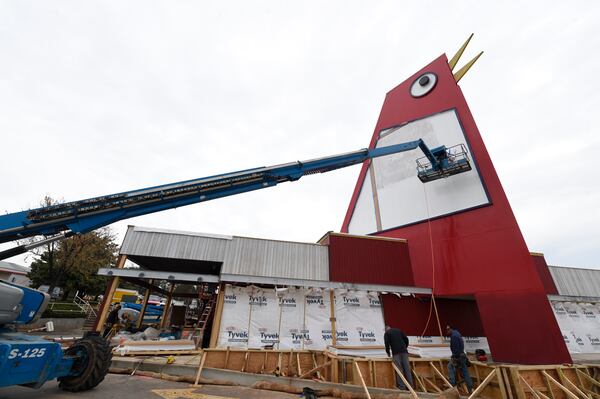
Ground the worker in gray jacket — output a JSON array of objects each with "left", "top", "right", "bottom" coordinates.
[{"left": 384, "top": 325, "right": 413, "bottom": 390}]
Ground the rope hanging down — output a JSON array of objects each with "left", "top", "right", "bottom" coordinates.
[{"left": 419, "top": 183, "right": 444, "bottom": 338}]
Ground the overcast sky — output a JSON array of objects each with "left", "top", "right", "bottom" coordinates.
[{"left": 1, "top": 1, "right": 598, "bottom": 269}]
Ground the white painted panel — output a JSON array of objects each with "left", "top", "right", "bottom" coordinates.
[
  {"left": 347, "top": 170, "right": 377, "bottom": 235},
  {"left": 374, "top": 110, "right": 489, "bottom": 230}
]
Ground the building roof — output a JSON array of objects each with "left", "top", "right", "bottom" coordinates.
[
  {"left": 549, "top": 265, "right": 600, "bottom": 299},
  {"left": 115, "top": 225, "right": 429, "bottom": 294},
  {"left": 120, "top": 225, "right": 328, "bottom": 281},
  {"left": 0, "top": 261, "right": 29, "bottom": 275}
]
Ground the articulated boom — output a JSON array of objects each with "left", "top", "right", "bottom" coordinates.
[{"left": 0, "top": 140, "right": 470, "bottom": 260}]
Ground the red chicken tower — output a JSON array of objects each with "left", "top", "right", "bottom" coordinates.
[{"left": 341, "top": 36, "right": 570, "bottom": 364}]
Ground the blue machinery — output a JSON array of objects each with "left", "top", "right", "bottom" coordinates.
[
  {"left": 0, "top": 139, "right": 470, "bottom": 391},
  {"left": 0, "top": 139, "right": 470, "bottom": 261},
  {"left": 0, "top": 281, "right": 112, "bottom": 390}
]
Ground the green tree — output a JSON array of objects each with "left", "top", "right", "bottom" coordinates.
[{"left": 28, "top": 228, "right": 118, "bottom": 299}]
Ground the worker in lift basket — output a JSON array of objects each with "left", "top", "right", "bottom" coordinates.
[
  {"left": 446, "top": 324, "right": 473, "bottom": 394},
  {"left": 384, "top": 325, "right": 413, "bottom": 390}
]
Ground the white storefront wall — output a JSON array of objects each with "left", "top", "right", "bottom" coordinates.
[{"left": 217, "top": 285, "right": 386, "bottom": 350}]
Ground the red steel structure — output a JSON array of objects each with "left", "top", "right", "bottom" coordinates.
[{"left": 338, "top": 51, "right": 571, "bottom": 364}]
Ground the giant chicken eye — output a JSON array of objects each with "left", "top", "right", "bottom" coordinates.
[{"left": 410, "top": 72, "right": 437, "bottom": 98}]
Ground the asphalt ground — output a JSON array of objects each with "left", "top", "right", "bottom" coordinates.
[{"left": 0, "top": 374, "right": 303, "bottom": 399}]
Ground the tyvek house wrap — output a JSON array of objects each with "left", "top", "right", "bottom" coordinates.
[{"left": 217, "top": 285, "right": 386, "bottom": 350}]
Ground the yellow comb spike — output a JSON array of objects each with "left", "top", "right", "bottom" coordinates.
[
  {"left": 448, "top": 33, "right": 474, "bottom": 71},
  {"left": 453, "top": 51, "right": 484, "bottom": 83}
]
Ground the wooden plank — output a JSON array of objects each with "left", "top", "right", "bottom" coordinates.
[
  {"left": 430, "top": 361, "right": 453, "bottom": 389},
  {"left": 115, "top": 350, "right": 203, "bottom": 356},
  {"left": 261, "top": 351, "right": 267, "bottom": 374},
  {"left": 94, "top": 254, "right": 127, "bottom": 331},
  {"left": 331, "top": 356, "right": 339, "bottom": 383},
  {"left": 542, "top": 371, "right": 579, "bottom": 399},
  {"left": 330, "top": 289, "right": 337, "bottom": 346},
  {"left": 136, "top": 281, "right": 152, "bottom": 329},
  {"left": 497, "top": 368, "right": 509, "bottom": 399},
  {"left": 542, "top": 371, "right": 556, "bottom": 399},
  {"left": 502, "top": 368, "right": 515, "bottom": 399},
  {"left": 193, "top": 351, "right": 206, "bottom": 387},
  {"left": 411, "top": 368, "right": 427, "bottom": 392},
  {"left": 208, "top": 283, "right": 225, "bottom": 348},
  {"left": 296, "top": 353, "right": 302, "bottom": 376},
  {"left": 354, "top": 361, "right": 372, "bottom": 399},
  {"left": 511, "top": 368, "right": 529, "bottom": 399},
  {"left": 474, "top": 364, "right": 481, "bottom": 385},
  {"left": 160, "top": 283, "right": 176, "bottom": 329},
  {"left": 391, "top": 362, "right": 419, "bottom": 399},
  {"left": 520, "top": 374, "right": 550, "bottom": 399},
  {"left": 577, "top": 369, "right": 600, "bottom": 389},
  {"left": 467, "top": 369, "right": 497, "bottom": 399},
  {"left": 299, "top": 361, "right": 332, "bottom": 379},
  {"left": 422, "top": 376, "right": 442, "bottom": 393},
  {"left": 224, "top": 346, "right": 230, "bottom": 369},
  {"left": 557, "top": 369, "right": 589, "bottom": 399},
  {"left": 241, "top": 351, "right": 249, "bottom": 373}
]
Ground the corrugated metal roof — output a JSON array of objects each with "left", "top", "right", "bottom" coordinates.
[
  {"left": 119, "top": 226, "right": 329, "bottom": 281},
  {"left": 549, "top": 266, "right": 600, "bottom": 298},
  {"left": 0, "top": 261, "right": 29, "bottom": 274},
  {"left": 120, "top": 226, "right": 231, "bottom": 262},
  {"left": 222, "top": 236, "right": 329, "bottom": 281}
]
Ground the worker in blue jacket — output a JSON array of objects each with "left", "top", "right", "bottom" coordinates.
[{"left": 446, "top": 325, "right": 473, "bottom": 394}]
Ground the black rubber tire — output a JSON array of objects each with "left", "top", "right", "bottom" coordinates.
[{"left": 58, "top": 332, "right": 112, "bottom": 392}]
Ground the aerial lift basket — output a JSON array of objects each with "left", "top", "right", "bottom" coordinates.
[{"left": 416, "top": 144, "right": 472, "bottom": 183}]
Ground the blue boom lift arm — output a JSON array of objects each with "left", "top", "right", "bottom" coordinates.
[{"left": 0, "top": 139, "right": 471, "bottom": 260}]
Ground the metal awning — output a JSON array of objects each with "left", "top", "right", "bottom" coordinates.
[
  {"left": 220, "top": 273, "right": 432, "bottom": 295},
  {"left": 97, "top": 268, "right": 220, "bottom": 284},
  {"left": 548, "top": 294, "right": 600, "bottom": 303},
  {"left": 98, "top": 268, "right": 431, "bottom": 295}
]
